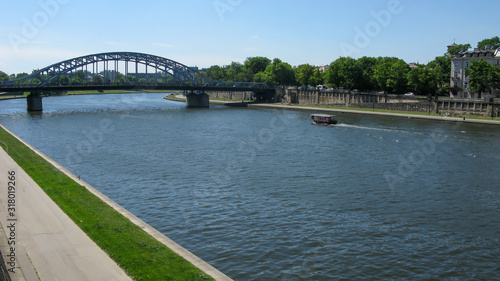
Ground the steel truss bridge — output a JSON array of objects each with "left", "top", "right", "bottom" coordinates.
[{"left": 0, "top": 51, "right": 272, "bottom": 92}]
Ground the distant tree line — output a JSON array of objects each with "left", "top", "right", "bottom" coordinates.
[
  {"left": 203, "top": 55, "right": 449, "bottom": 95},
  {"left": 202, "top": 36, "right": 500, "bottom": 96},
  {"left": 2, "top": 37, "right": 499, "bottom": 96},
  {"left": 1, "top": 69, "right": 176, "bottom": 86}
]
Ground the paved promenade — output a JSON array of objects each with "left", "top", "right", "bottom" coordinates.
[
  {"left": 167, "top": 95, "right": 500, "bottom": 126},
  {"left": 0, "top": 125, "right": 233, "bottom": 281},
  {"left": 248, "top": 103, "right": 500, "bottom": 126},
  {"left": 0, "top": 147, "right": 133, "bottom": 281}
]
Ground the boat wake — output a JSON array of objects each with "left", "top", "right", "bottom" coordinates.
[
  {"left": 335, "top": 123, "right": 421, "bottom": 135},
  {"left": 337, "top": 123, "right": 396, "bottom": 132}
]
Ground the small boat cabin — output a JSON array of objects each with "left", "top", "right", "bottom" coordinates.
[{"left": 311, "top": 114, "right": 338, "bottom": 125}]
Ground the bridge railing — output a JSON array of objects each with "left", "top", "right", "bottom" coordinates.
[
  {"left": 0, "top": 82, "right": 273, "bottom": 90},
  {"left": 1, "top": 52, "right": 272, "bottom": 91}
]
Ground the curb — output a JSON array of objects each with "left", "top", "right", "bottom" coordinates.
[
  {"left": 247, "top": 104, "right": 500, "bottom": 126},
  {"left": 0, "top": 125, "right": 233, "bottom": 281}
]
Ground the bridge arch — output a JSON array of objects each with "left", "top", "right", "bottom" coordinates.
[{"left": 5, "top": 52, "right": 266, "bottom": 88}]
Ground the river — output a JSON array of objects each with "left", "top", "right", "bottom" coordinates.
[{"left": 0, "top": 93, "right": 499, "bottom": 280}]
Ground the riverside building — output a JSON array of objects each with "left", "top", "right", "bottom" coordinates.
[{"left": 450, "top": 46, "right": 500, "bottom": 99}]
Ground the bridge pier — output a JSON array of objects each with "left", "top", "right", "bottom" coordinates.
[
  {"left": 27, "top": 92, "right": 43, "bottom": 112},
  {"left": 186, "top": 92, "right": 209, "bottom": 108}
]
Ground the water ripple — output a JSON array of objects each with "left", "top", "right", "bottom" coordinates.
[{"left": 1, "top": 93, "right": 499, "bottom": 280}]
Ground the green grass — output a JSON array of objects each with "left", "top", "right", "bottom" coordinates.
[
  {"left": 65, "top": 90, "right": 180, "bottom": 95},
  {"left": 0, "top": 126, "right": 214, "bottom": 281},
  {"left": 0, "top": 93, "right": 28, "bottom": 100},
  {"left": 0, "top": 90, "right": 180, "bottom": 100}
]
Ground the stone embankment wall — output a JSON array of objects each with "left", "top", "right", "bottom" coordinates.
[
  {"left": 437, "top": 100, "right": 499, "bottom": 117},
  {"left": 282, "top": 88, "right": 500, "bottom": 117},
  {"left": 207, "top": 91, "right": 254, "bottom": 101}
]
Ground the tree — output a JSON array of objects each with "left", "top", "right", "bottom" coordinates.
[
  {"left": 115, "top": 72, "right": 125, "bottom": 84},
  {"left": 59, "top": 75, "right": 70, "bottom": 85},
  {"left": 357, "top": 56, "right": 379, "bottom": 91},
  {"left": 223, "top": 62, "right": 250, "bottom": 82},
  {"left": 407, "top": 66, "right": 437, "bottom": 96},
  {"left": 310, "top": 69, "right": 324, "bottom": 86},
  {"left": 126, "top": 75, "right": 136, "bottom": 84},
  {"left": 226, "top": 67, "right": 237, "bottom": 82},
  {"left": 253, "top": 71, "right": 267, "bottom": 83},
  {"left": 253, "top": 71, "right": 277, "bottom": 85},
  {"left": 388, "top": 60, "right": 410, "bottom": 94},
  {"left": 373, "top": 57, "right": 394, "bottom": 93},
  {"left": 71, "top": 77, "right": 82, "bottom": 85},
  {"left": 477, "top": 36, "right": 500, "bottom": 50},
  {"left": 448, "top": 43, "right": 471, "bottom": 56},
  {"left": 466, "top": 59, "right": 499, "bottom": 98},
  {"left": 205, "top": 65, "right": 226, "bottom": 81},
  {"left": 373, "top": 57, "right": 409, "bottom": 94},
  {"left": 94, "top": 75, "right": 103, "bottom": 84},
  {"left": 325, "top": 57, "right": 363, "bottom": 89},
  {"left": 15, "top": 72, "right": 29, "bottom": 80},
  {"left": 0, "top": 71, "right": 10, "bottom": 81},
  {"left": 491, "top": 66, "right": 500, "bottom": 90},
  {"left": 73, "top": 70, "right": 88, "bottom": 84},
  {"left": 263, "top": 59, "right": 296, "bottom": 85},
  {"left": 427, "top": 55, "right": 452, "bottom": 95},
  {"left": 295, "top": 64, "right": 316, "bottom": 86},
  {"left": 244, "top": 57, "right": 271, "bottom": 76}
]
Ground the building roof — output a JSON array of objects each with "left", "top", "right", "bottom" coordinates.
[{"left": 453, "top": 48, "right": 500, "bottom": 59}]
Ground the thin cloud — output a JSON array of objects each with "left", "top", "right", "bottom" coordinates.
[{"left": 152, "top": 42, "right": 175, "bottom": 48}]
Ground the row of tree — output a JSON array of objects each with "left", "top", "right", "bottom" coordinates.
[
  {"left": 201, "top": 36, "right": 500, "bottom": 96},
  {"left": 204, "top": 57, "right": 297, "bottom": 86},
  {"left": 202, "top": 55, "right": 449, "bottom": 95},
  {"left": 2, "top": 37, "right": 499, "bottom": 96},
  {"left": 1, "top": 69, "right": 178, "bottom": 86}
]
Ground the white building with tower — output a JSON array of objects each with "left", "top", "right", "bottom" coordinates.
[{"left": 450, "top": 44, "right": 500, "bottom": 99}]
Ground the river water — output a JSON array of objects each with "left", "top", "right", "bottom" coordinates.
[{"left": 0, "top": 93, "right": 499, "bottom": 280}]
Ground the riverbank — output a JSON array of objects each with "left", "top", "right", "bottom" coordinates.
[
  {"left": 0, "top": 143, "right": 133, "bottom": 281},
  {"left": 165, "top": 95, "right": 500, "bottom": 125},
  {"left": 0, "top": 90, "right": 180, "bottom": 100},
  {"left": 249, "top": 103, "right": 500, "bottom": 125},
  {"left": 0, "top": 125, "right": 232, "bottom": 281}
]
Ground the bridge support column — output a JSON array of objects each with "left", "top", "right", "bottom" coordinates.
[
  {"left": 186, "top": 92, "right": 209, "bottom": 108},
  {"left": 27, "top": 92, "right": 43, "bottom": 112}
]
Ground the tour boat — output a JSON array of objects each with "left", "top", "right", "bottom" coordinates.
[{"left": 311, "top": 114, "right": 338, "bottom": 125}]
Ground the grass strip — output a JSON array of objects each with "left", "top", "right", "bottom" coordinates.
[
  {"left": 0, "top": 93, "right": 28, "bottom": 100},
  {"left": 65, "top": 90, "right": 180, "bottom": 95},
  {"left": 0, "top": 126, "right": 214, "bottom": 281}
]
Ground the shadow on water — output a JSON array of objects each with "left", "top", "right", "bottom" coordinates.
[{"left": 28, "top": 111, "right": 44, "bottom": 119}]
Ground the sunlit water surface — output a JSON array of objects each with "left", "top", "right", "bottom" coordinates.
[{"left": 1, "top": 93, "right": 499, "bottom": 280}]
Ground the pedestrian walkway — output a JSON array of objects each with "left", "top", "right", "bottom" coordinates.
[
  {"left": 0, "top": 147, "right": 133, "bottom": 281},
  {"left": 248, "top": 103, "right": 500, "bottom": 125}
]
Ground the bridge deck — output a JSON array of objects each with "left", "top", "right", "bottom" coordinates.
[{"left": 0, "top": 84, "right": 275, "bottom": 93}]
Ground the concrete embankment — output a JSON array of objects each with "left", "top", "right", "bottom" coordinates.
[
  {"left": 165, "top": 95, "right": 500, "bottom": 125},
  {"left": 0, "top": 143, "right": 133, "bottom": 280},
  {"left": 0, "top": 125, "right": 232, "bottom": 281},
  {"left": 248, "top": 103, "right": 500, "bottom": 126}
]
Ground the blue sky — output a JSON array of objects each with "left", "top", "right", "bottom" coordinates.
[{"left": 0, "top": 0, "right": 498, "bottom": 75}]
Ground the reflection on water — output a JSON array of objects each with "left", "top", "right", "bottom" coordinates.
[{"left": 1, "top": 93, "right": 499, "bottom": 280}]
